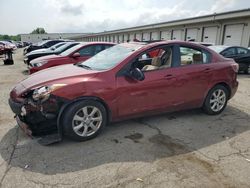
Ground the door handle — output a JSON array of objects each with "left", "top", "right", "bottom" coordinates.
[
  {"left": 164, "top": 74, "right": 175, "bottom": 80},
  {"left": 203, "top": 68, "right": 212, "bottom": 73}
]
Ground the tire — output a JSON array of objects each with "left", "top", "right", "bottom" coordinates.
[
  {"left": 202, "top": 85, "right": 229, "bottom": 115},
  {"left": 61, "top": 100, "right": 107, "bottom": 141}
]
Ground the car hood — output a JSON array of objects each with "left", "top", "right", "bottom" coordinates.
[
  {"left": 27, "top": 51, "right": 55, "bottom": 58},
  {"left": 16, "top": 64, "right": 99, "bottom": 93},
  {"left": 28, "top": 48, "right": 51, "bottom": 54},
  {"left": 31, "top": 54, "right": 63, "bottom": 63}
]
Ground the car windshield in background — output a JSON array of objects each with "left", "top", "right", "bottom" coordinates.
[
  {"left": 208, "top": 46, "right": 228, "bottom": 53},
  {"left": 36, "top": 40, "right": 48, "bottom": 46},
  {"left": 54, "top": 42, "right": 79, "bottom": 53},
  {"left": 49, "top": 42, "right": 66, "bottom": 50},
  {"left": 77, "top": 43, "right": 144, "bottom": 70},
  {"left": 59, "top": 44, "right": 84, "bottom": 56}
]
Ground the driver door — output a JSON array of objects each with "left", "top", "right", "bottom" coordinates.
[{"left": 116, "top": 45, "right": 181, "bottom": 118}]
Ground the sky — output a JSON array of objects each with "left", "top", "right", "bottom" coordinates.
[{"left": 0, "top": 0, "right": 250, "bottom": 35}]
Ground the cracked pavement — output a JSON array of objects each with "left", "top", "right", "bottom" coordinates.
[{"left": 0, "top": 49, "right": 250, "bottom": 187}]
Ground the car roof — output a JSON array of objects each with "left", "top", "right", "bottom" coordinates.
[
  {"left": 83, "top": 42, "right": 116, "bottom": 45},
  {"left": 135, "top": 40, "right": 214, "bottom": 52}
]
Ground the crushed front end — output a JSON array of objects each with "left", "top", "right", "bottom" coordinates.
[{"left": 8, "top": 84, "right": 67, "bottom": 140}]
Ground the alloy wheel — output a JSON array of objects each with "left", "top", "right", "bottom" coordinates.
[
  {"left": 209, "top": 89, "right": 226, "bottom": 112},
  {"left": 72, "top": 106, "right": 103, "bottom": 137}
]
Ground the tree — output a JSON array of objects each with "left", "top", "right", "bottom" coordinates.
[
  {"left": 2, "top": 35, "right": 10, "bottom": 40},
  {"left": 31, "top": 27, "right": 47, "bottom": 34}
]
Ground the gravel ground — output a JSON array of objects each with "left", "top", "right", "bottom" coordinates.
[{"left": 0, "top": 49, "right": 250, "bottom": 188}]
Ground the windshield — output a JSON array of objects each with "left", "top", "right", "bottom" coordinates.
[
  {"left": 59, "top": 43, "right": 84, "bottom": 56},
  {"left": 54, "top": 42, "right": 79, "bottom": 53},
  {"left": 36, "top": 40, "right": 49, "bottom": 46},
  {"left": 77, "top": 43, "right": 144, "bottom": 70},
  {"left": 208, "top": 46, "right": 228, "bottom": 53},
  {"left": 49, "top": 42, "right": 66, "bottom": 50}
]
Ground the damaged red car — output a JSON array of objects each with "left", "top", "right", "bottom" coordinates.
[{"left": 9, "top": 41, "right": 239, "bottom": 145}]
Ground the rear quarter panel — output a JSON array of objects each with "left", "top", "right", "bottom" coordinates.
[{"left": 205, "top": 57, "right": 237, "bottom": 100}]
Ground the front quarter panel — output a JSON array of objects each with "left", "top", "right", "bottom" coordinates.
[{"left": 52, "top": 71, "right": 118, "bottom": 119}]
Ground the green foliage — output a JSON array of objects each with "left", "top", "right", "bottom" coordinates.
[
  {"left": 30, "top": 27, "right": 47, "bottom": 34},
  {"left": 0, "top": 34, "right": 21, "bottom": 41}
]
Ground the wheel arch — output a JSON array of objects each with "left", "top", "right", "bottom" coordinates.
[
  {"left": 56, "top": 96, "right": 112, "bottom": 136},
  {"left": 213, "top": 82, "right": 231, "bottom": 99},
  {"left": 206, "top": 82, "right": 231, "bottom": 101}
]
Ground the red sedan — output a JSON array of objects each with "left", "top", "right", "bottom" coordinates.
[
  {"left": 28, "top": 42, "right": 115, "bottom": 74},
  {"left": 9, "top": 41, "right": 238, "bottom": 144}
]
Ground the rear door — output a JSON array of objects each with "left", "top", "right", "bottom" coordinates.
[
  {"left": 235, "top": 47, "right": 250, "bottom": 62},
  {"left": 221, "top": 47, "right": 237, "bottom": 59},
  {"left": 173, "top": 45, "right": 214, "bottom": 108},
  {"left": 234, "top": 47, "right": 250, "bottom": 71}
]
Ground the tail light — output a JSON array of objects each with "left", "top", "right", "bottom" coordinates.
[{"left": 231, "top": 63, "right": 239, "bottom": 73}]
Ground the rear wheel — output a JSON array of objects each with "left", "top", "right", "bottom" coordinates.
[
  {"left": 203, "top": 85, "right": 229, "bottom": 115},
  {"left": 62, "top": 100, "right": 107, "bottom": 141}
]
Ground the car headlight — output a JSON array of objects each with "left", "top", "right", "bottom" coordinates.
[
  {"left": 33, "top": 61, "right": 47, "bottom": 67},
  {"left": 32, "top": 84, "right": 67, "bottom": 102}
]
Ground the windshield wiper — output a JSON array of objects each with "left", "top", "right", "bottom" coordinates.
[{"left": 76, "top": 64, "right": 92, "bottom": 70}]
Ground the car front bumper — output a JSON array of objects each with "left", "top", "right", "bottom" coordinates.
[
  {"left": 24, "top": 57, "right": 29, "bottom": 64},
  {"left": 8, "top": 95, "right": 66, "bottom": 137},
  {"left": 28, "top": 65, "right": 41, "bottom": 74}
]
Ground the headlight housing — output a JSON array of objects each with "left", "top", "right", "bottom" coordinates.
[
  {"left": 33, "top": 61, "right": 47, "bottom": 67},
  {"left": 32, "top": 84, "right": 66, "bottom": 102}
]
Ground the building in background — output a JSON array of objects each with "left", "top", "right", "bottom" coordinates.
[
  {"left": 69, "top": 9, "right": 250, "bottom": 47},
  {"left": 20, "top": 33, "right": 89, "bottom": 43}
]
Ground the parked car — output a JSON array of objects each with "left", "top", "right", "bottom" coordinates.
[
  {"left": 0, "top": 41, "right": 17, "bottom": 50},
  {"left": 8, "top": 41, "right": 238, "bottom": 144},
  {"left": 0, "top": 43, "right": 4, "bottom": 55},
  {"left": 23, "top": 42, "right": 31, "bottom": 47},
  {"left": 209, "top": 45, "right": 250, "bottom": 74},
  {"left": 28, "top": 42, "right": 115, "bottom": 74},
  {"left": 23, "top": 39, "right": 73, "bottom": 55},
  {"left": 24, "top": 42, "right": 80, "bottom": 64},
  {"left": 29, "top": 42, "right": 67, "bottom": 54},
  {"left": 15, "top": 41, "right": 23, "bottom": 48}
]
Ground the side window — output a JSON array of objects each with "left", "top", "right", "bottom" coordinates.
[
  {"left": 237, "top": 47, "right": 248, "bottom": 55},
  {"left": 104, "top": 45, "right": 112, "bottom": 49},
  {"left": 47, "top": 41, "right": 57, "bottom": 47},
  {"left": 93, "top": 45, "right": 103, "bottom": 55},
  {"left": 221, "top": 48, "right": 236, "bottom": 56},
  {"left": 180, "top": 46, "right": 210, "bottom": 66},
  {"left": 78, "top": 46, "right": 95, "bottom": 56},
  {"left": 134, "top": 46, "right": 173, "bottom": 71}
]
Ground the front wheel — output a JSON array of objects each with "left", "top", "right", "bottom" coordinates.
[
  {"left": 62, "top": 100, "right": 107, "bottom": 141},
  {"left": 203, "top": 85, "right": 229, "bottom": 115}
]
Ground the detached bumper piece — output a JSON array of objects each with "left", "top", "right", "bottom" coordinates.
[{"left": 37, "top": 134, "right": 62, "bottom": 145}]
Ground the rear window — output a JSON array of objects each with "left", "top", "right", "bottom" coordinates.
[
  {"left": 180, "top": 46, "right": 210, "bottom": 66},
  {"left": 237, "top": 47, "right": 248, "bottom": 55}
]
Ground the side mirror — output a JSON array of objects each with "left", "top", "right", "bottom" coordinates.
[
  {"left": 72, "top": 52, "right": 80, "bottom": 58},
  {"left": 130, "top": 68, "right": 145, "bottom": 81}
]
